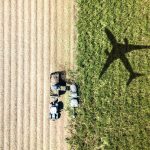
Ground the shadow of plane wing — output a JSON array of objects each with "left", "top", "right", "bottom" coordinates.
[
  {"left": 126, "top": 44, "right": 150, "bottom": 53},
  {"left": 99, "top": 53, "right": 115, "bottom": 78},
  {"left": 120, "top": 53, "right": 144, "bottom": 85},
  {"left": 105, "top": 28, "right": 117, "bottom": 45}
]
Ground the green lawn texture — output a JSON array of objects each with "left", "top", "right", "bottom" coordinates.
[{"left": 68, "top": 1, "right": 150, "bottom": 150}]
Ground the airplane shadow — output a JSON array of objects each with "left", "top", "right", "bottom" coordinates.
[{"left": 99, "top": 27, "right": 150, "bottom": 85}]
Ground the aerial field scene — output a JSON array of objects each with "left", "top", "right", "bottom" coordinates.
[{"left": 0, "top": 0, "right": 150, "bottom": 150}]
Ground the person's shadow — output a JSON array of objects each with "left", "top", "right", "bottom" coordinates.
[{"left": 99, "top": 27, "right": 150, "bottom": 85}]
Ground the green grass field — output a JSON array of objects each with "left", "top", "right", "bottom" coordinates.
[{"left": 67, "top": 0, "right": 150, "bottom": 150}]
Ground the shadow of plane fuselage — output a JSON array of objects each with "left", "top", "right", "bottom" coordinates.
[{"left": 100, "top": 28, "right": 150, "bottom": 85}]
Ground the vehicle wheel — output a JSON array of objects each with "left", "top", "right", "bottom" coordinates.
[
  {"left": 49, "top": 113, "right": 52, "bottom": 119},
  {"left": 56, "top": 113, "right": 58, "bottom": 119}
]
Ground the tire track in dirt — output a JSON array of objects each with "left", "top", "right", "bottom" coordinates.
[
  {"left": 0, "top": 1, "right": 4, "bottom": 150},
  {"left": 30, "top": 0, "right": 37, "bottom": 149},
  {"left": 23, "top": 0, "right": 31, "bottom": 149},
  {"left": 49, "top": 1, "right": 57, "bottom": 150},
  {"left": 3, "top": 0, "right": 11, "bottom": 149},
  {"left": 56, "top": 0, "right": 66, "bottom": 150},
  {"left": 17, "top": 0, "right": 24, "bottom": 149},
  {"left": 10, "top": 0, "right": 17, "bottom": 149},
  {"left": 43, "top": 0, "right": 50, "bottom": 150},
  {"left": 50, "top": 0, "right": 57, "bottom": 72},
  {"left": 56, "top": 0, "right": 64, "bottom": 69},
  {"left": 37, "top": 0, "right": 44, "bottom": 150}
]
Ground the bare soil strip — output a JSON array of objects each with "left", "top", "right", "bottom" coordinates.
[
  {"left": 23, "top": 0, "right": 31, "bottom": 149},
  {"left": 50, "top": 0, "right": 57, "bottom": 72},
  {"left": 56, "top": 0, "right": 64, "bottom": 149},
  {"left": 43, "top": 0, "right": 50, "bottom": 150},
  {"left": 23, "top": 0, "right": 31, "bottom": 150},
  {"left": 37, "top": 0, "right": 44, "bottom": 150},
  {"left": 0, "top": 1, "right": 4, "bottom": 150},
  {"left": 30, "top": 0, "right": 37, "bottom": 150},
  {"left": 56, "top": 0, "right": 64, "bottom": 69},
  {"left": 49, "top": 1, "right": 57, "bottom": 150},
  {"left": 56, "top": 0, "right": 68, "bottom": 150},
  {"left": 10, "top": 0, "right": 17, "bottom": 149},
  {"left": 17, "top": 0, "right": 24, "bottom": 149},
  {"left": 4, "top": 0, "right": 11, "bottom": 149}
]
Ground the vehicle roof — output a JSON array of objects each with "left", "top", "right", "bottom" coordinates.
[
  {"left": 50, "top": 106, "right": 57, "bottom": 114},
  {"left": 71, "top": 99, "right": 78, "bottom": 107}
]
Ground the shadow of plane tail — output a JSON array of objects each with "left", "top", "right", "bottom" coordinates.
[{"left": 127, "top": 72, "right": 144, "bottom": 85}]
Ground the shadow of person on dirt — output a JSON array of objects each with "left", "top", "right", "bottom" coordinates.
[{"left": 99, "top": 27, "right": 150, "bottom": 85}]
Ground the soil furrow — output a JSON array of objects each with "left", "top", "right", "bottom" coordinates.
[
  {"left": 56, "top": 0, "right": 64, "bottom": 70},
  {"left": 30, "top": 0, "right": 37, "bottom": 150},
  {"left": 43, "top": 0, "right": 50, "bottom": 150},
  {"left": 37, "top": 0, "right": 44, "bottom": 150},
  {"left": 23, "top": 0, "right": 31, "bottom": 149},
  {"left": 49, "top": 1, "right": 57, "bottom": 150},
  {"left": 56, "top": 0, "right": 66, "bottom": 150},
  {"left": 10, "top": 0, "right": 17, "bottom": 149},
  {"left": 17, "top": 0, "right": 24, "bottom": 149},
  {"left": 3, "top": 0, "right": 11, "bottom": 149},
  {"left": 0, "top": 1, "right": 4, "bottom": 150},
  {"left": 50, "top": 0, "right": 57, "bottom": 72}
]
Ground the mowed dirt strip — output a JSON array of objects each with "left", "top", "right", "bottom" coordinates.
[{"left": 0, "top": 0, "right": 76, "bottom": 150}]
